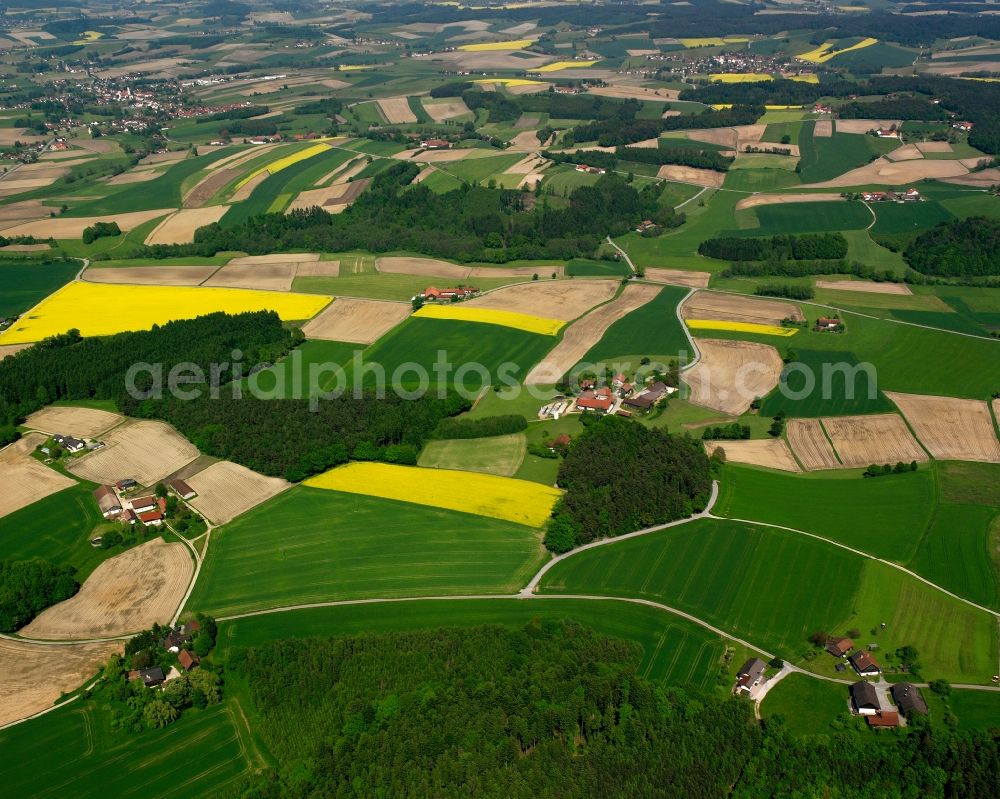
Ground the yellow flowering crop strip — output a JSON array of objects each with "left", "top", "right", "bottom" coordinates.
[
  {"left": 787, "top": 74, "right": 819, "bottom": 84},
  {"left": 414, "top": 304, "right": 564, "bottom": 335},
  {"left": 534, "top": 60, "right": 597, "bottom": 73},
  {"left": 235, "top": 142, "right": 333, "bottom": 190},
  {"left": 685, "top": 319, "right": 799, "bottom": 337},
  {"left": 304, "top": 462, "right": 562, "bottom": 528},
  {"left": 798, "top": 37, "right": 877, "bottom": 64},
  {"left": 458, "top": 39, "right": 535, "bottom": 52},
  {"left": 710, "top": 73, "right": 772, "bottom": 83},
  {"left": 0, "top": 282, "right": 332, "bottom": 345}
]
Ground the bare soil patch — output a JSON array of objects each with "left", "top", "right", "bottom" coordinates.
[
  {"left": 105, "top": 170, "right": 160, "bottom": 186},
  {"left": 295, "top": 260, "right": 340, "bottom": 277},
  {"left": 322, "top": 178, "right": 370, "bottom": 211},
  {"left": 736, "top": 192, "right": 844, "bottom": 211},
  {"left": 0, "top": 433, "right": 75, "bottom": 518},
  {"left": 0, "top": 343, "right": 31, "bottom": 360},
  {"left": 139, "top": 151, "right": 189, "bottom": 165},
  {"left": 203, "top": 262, "right": 297, "bottom": 291},
  {"left": 0, "top": 242, "right": 50, "bottom": 252},
  {"left": 821, "top": 413, "right": 928, "bottom": 467},
  {"left": 656, "top": 164, "right": 725, "bottom": 187},
  {"left": 886, "top": 392, "right": 1000, "bottom": 462},
  {"left": 377, "top": 97, "right": 417, "bottom": 124},
  {"left": 787, "top": 418, "right": 840, "bottom": 470},
  {"left": 681, "top": 290, "right": 804, "bottom": 325},
  {"left": 642, "top": 269, "right": 711, "bottom": 288},
  {"left": 800, "top": 157, "right": 969, "bottom": 188},
  {"left": 413, "top": 165, "right": 436, "bottom": 184},
  {"left": 834, "top": 119, "right": 902, "bottom": 134},
  {"left": 0, "top": 129, "right": 46, "bottom": 145},
  {"left": 526, "top": 283, "right": 662, "bottom": 384},
  {"left": 704, "top": 438, "right": 801, "bottom": 472},
  {"left": 396, "top": 148, "right": 501, "bottom": 163},
  {"left": 377, "top": 256, "right": 471, "bottom": 279},
  {"left": 684, "top": 339, "right": 783, "bottom": 416},
  {"left": 229, "top": 171, "right": 268, "bottom": 202},
  {"left": 230, "top": 253, "right": 319, "bottom": 265},
  {"left": 884, "top": 144, "right": 923, "bottom": 162},
  {"left": 588, "top": 85, "right": 679, "bottom": 101},
  {"left": 0, "top": 200, "right": 48, "bottom": 222},
  {"left": 183, "top": 167, "right": 240, "bottom": 208},
  {"left": 465, "top": 279, "right": 618, "bottom": 321},
  {"left": 68, "top": 419, "right": 199, "bottom": 486},
  {"left": 185, "top": 460, "right": 289, "bottom": 525},
  {"left": 26, "top": 406, "right": 123, "bottom": 438},
  {"left": 468, "top": 265, "right": 564, "bottom": 278},
  {"left": 0, "top": 209, "right": 174, "bottom": 238},
  {"left": 67, "top": 137, "right": 118, "bottom": 154},
  {"left": 302, "top": 297, "right": 411, "bottom": 343},
  {"left": 145, "top": 207, "right": 228, "bottom": 245},
  {"left": 0, "top": 640, "right": 119, "bottom": 728},
  {"left": 915, "top": 141, "right": 953, "bottom": 154},
  {"left": 83, "top": 265, "right": 219, "bottom": 286},
  {"left": 424, "top": 98, "right": 471, "bottom": 122},
  {"left": 21, "top": 539, "right": 194, "bottom": 639},
  {"left": 815, "top": 279, "right": 912, "bottom": 295}
]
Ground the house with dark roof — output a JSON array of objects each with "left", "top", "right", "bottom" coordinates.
[
  {"left": 168, "top": 479, "right": 196, "bottom": 500},
  {"left": 93, "top": 485, "right": 122, "bottom": 518},
  {"left": 850, "top": 681, "right": 880, "bottom": 715},
  {"left": 130, "top": 496, "right": 158, "bottom": 513},
  {"left": 825, "top": 637, "right": 853, "bottom": 657},
  {"left": 849, "top": 650, "right": 881, "bottom": 677},
  {"left": 733, "top": 657, "right": 766, "bottom": 695},
  {"left": 137, "top": 667, "right": 165, "bottom": 687},
  {"left": 115, "top": 478, "right": 137, "bottom": 491},
  {"left": 891, "top": 682, "right": 928, "bottom": 717}
]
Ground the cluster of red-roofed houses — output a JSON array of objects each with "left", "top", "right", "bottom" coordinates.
[
  {"left": 574, "top": 373, "right": 675, "bottom": 416},
  {"left": 861, "top": 188, "right": 921, "bottom": 202},
  {"left": 418, "top": 286, "right": 480, "bottom": 302},
  {"left": 92, "top": 478, "right": 197, "bottom": 528}
]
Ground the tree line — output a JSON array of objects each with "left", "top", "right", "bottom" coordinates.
[
  {"left": 434, "top": 414, "right": 527, "bottom": 439},
  {"left": 544, "top": 147, "right": 733, "bottom": 173},
  {"left": 699, "top": 233, "right": 848, "bottom": 261}
]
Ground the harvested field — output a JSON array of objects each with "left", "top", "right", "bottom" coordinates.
[
  {"left": 0, "top": 129, "right": 46, "bottom": 145},
  {"left": 229, "top": 171, "right": 268, "bottom": 202},
  {"left": 286, "top": 184, "right": 356, "bottom": 212},
  {"left": 68, "top": 419, "right": 199, "bottom": 486},
  {"left": 505, "top": 154, "right": 546, "bottom": 174},
  {"left": 301, "top": 297, "right": 411, "bottom": 343},
  {"left": 508, "top": 130, "right": 546, "bottom": 151},
  {"left": 320, "top": 159, "right": 367, "bottom": 186},
  {"left": 413, "top": 165, "right": 436, "bottom": 184},
  {"left": 294, "top": 260, "right": 340, "bottom": 277},
  {"left": 0, "top": 243, "right": 49, "bottom": 252},
  {"left": 67, "top": 137, "right": 118, "bottom": 154},
  {"left": 20, "top": 539, "right": 194, "bottom": 639},
  {"left": 0, "top": 200, "right": 48, "bottom": 222},
  {"left": 397, "top": 148, "right": 500, "bottom": 163},
  {"left": 884, "top": 144, "right": 923, "bottom": 162},
  {"left": 83, "top": 265, "right": 219, "bottom": 286},
  {"left": 230, "top": 253, "right": 319, "bottom": 265},
  {"left": 183, "top": 166, "right": 240, "bottom": 207},
  {"left": 377, "top": 255, "right": 471, "bottom": 279},
  {"left": 704, "top": 438, "right": 801, "bottom": 472},
  {"left": 322, "top": 178, "right": 370, "bottom": 211},
  {"left": 464, "top": 279, "right": 617, "bottom": 321},
  {"left": 203, "top": 262, "right": 296, "bottom": 291},
  {"left": 139, "top": 151, "right": 189, "bottom": 165},
  {"left": 25, "top": 406, "right": 122, "bottom": 438},
  {"left": 656, "top": 164, "right": 725, "bottom": 187},
  {"left": 834, "top": 119, "right": 902, "bottom": 134},
  {"left": 0, "top": 433, "right": 75, "bottom": 518},
  {"left": 915, "top": 141, "right": 953, "bottom": 154},
  {"left": 684, "top": 339, "right": 784, "bottom": 416},
  {"left": 886, "top": 392, "right": 1000, "bottom": 462},
  {"left": 377, "top": 97, "right": 417, "bottom": 124},
  {"left": 0, "top": 639, "right": 119, "bottom": 728},
  {"left": 104, "top": 169, "right": 160, "bottom": 185},
  {"left": 525, "top": 284, "right": 662, "bottom": 384},
  {"left": 0, "top": 209, "right": 173, "bottom": 238},
  {"left": 0, "top": 343, "right": 30, "bottom": 360},
  {"left": 735, "top": 192, "right": 844, "bottom": 210},
  {"left": 800, "top": 157, "right": 969, "bottom": 188},
  {"left": 787, "top": 418, "right": 840, "bottom": 470},
  {"left": 587, "top": 85, "right": 679, "bottom": 101},
  {"left": 815, "top": 279, "right": 912, "bottom": 295},
  {"left": 469, "top": 264, "right": 563, "bottom": 278},
  {"left": 145, "top": 206, "right": 228, "bottom": 245},
  {"left": 681, "top": 290, "right": 804, "bottom": 325},
  {"left": 186, "top": 460, "right": 289, "bottom": 525},
  {"left": 821, "top": 413, "right": 928, "bottom": 467},
  {"left": 642, "top": 268, "right": 710, "bottom": 288}
]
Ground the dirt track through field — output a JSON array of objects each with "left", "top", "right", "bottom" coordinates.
[
  {"left": 642, "top": 268, "right": 711, "bottom": 288},
  {"left": 25, "top": 406, "right": 123, "bottom": 438},
  {"left": 145, "top": 206, "right": 229, "bottom": 245},
  {"left": 684, "top": 339, "right": 783, "bottom": 416},
  {"left": 0, "top": 640, "right": 120, "bottom": 727},
  {"left": 83, "top": 265, "right": 220, "bottom": 286},
  {"left": 681, "top": 290, "right": 804, "bottom": 325},
  {"left": 20, "top": 539, "right": 194, "bottom": 639},
  {"left": 302, "top": 297, "right": 411, "bottom": 343},
  {"left": 68, "top": 420, "right": 199, "bottom": 486},
  {"left": 0, "top": 433, "right": 75, "bottom": 518},
  {"left": 821, "top": 414, "right": 928, "bottom": 467},
  {"left": 704, "top": 438, "right": 801, "bottom": 472},
  {"left": 525, "top": 284, "right": 662, "bottom": 384},
  {"left": 186, "top": 460, "right": 289, "bottom": 525},
  {"left": 465, "top": 279, "right": 618, "bottom": 321},
  {"left": 815, "top": 279, "right": 912, "bottom": 295},
  {"left": 887, "top": 392, "right": 1000, "bottom": 462}
]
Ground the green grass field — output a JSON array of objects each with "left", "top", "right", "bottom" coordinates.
[
  {"left": 443, "top": 153, "right": 525, "bottom": 185},
  {"left": 0, "top": 702, "right": 253, "bottom": 798},
  {"left": 215, "top": 597, "right": 746, "bottom": 692},
  {"left": 185, "top": 486, "right": 546, "bottom": 618},
  {"left": 0, "top": 258, "right": 79, "bottom": 317},
  {"left": 723, "top": 165, "right": 801, "bottom": 193},
  {"left": 357, "top": 317, "right": 556, "bottom": 391},
  {"left": 759, "top": 673, "right": 850, "bottom": 737},
  {"left": 798, "top": 127, "right": 897, "bottom": 184},
  {"left": 870, "top": 200, "right": 954, "bottom": 237},
  {"left": 243, "top": 340, "right": 361, "bottom": 398},
  {"left": 759, "top": 349, "right": 895, "bottom": 418},
  {"left": 540, "top": 517, "right": 997, "bottom": 682},
  {"left": 417, "top": 433, "right": 527, "bottom": 476},
  {"left": 750, "top": 201, "right": 872, "bottom": 234}
]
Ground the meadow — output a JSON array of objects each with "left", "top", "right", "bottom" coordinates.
[
  {"left": 417, "top": 433, "right": 527, "bottom": 477},
  {"left": 750, "top": 201, "right": 872, "bottom": 234},
  {"left": 797, "top": 127, "right": 895, "bottom": 184},
  {"left": 0, "top": 258, "right": 79, "bottom": 317},
  {"left": 215, "top": 597, "right": 745, "bottom": 693},
  {"left": 185, "top": 487, "right": 547, "bottom": 618},
  {"left": 582, "top": 283, "right": 690, "bottom": 366},
  {"left": 0, "top": 282, "right": 331, "bottom": 344},
  {"left": 0, "top": 702, "right": 252, "bottom": 798},
  {"left": 303, "top": 462, "right": 560, "bottom": 527},
  {"left": 758, "top": 673, "right": 849, "bottom": 737}
]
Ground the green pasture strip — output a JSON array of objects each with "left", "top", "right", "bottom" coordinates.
[{"left": 417, "top": 433, "right": 527, "bottom": 477}]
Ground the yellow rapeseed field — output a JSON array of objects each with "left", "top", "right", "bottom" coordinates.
[
  {"left": 235, "top": 142, "right": 333, "bottom": 190},
  {"left": 534, "top": 60, "right": 597, "bottom": 73},
  {"left": 458, "top": 39, "right": 535, "bottom": 52},
  {"left": 680, "top": 37, "right": 749, "bottom": 48},
  {"left": 472, "top": 78, "right": 545, "bottom": 87},
  {"left": 786, "top": 74, "right": 820, "bottom": 84},
  {"left": 798, "top": 37, "right": 877, "bottom": 64},
  {"left": 685, "top": 319, "right": 799, "bottom": 337},
  {"left": 711, "top": 103, "right": 803, "bottom": 110},
  {"left": 304, "top": 462, "right": 561, "bottom": 528},
  {"left": 710, "top": 73, "right": 773, "bottom": 83},
  {"left": 414, "top": 304, "right": 564, "bottom": 335},
  {"left": 0, "top": 282, "right": 332, "bottom": 345}
]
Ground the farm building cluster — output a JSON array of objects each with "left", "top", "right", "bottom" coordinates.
[
  {"left": 92, "top": 478, "right": 196, "bottom": 530},
  {"left": 860, "top": 188, "right": 921, "bottom": 202},
  {"left": 417, "top": 285, "right": 480, "bottom": 302},
  {"left": 849, "top": 681, "right": 928, "bottom": 729},
  {"left": 538, "top": 372, "right": 676, "bottom": 420},
  {"left": 127, "top": 619, "right": 203, "bottom": 688}
]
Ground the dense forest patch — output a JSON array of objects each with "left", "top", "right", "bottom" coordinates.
[{"left": 904, "top": 217, "right": 1000, "bottom": 277}]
